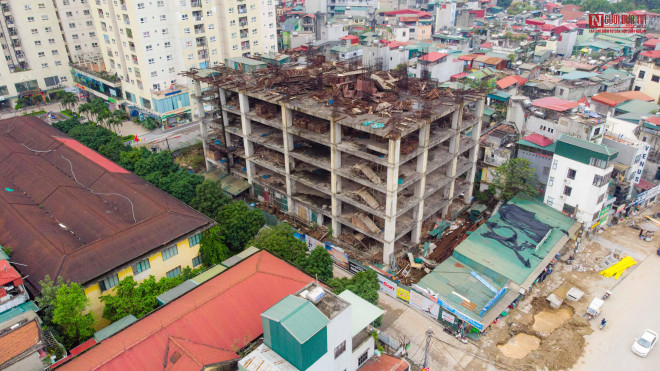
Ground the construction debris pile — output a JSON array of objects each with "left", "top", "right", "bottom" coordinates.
[{"left": 181, "top": 56, "right": 485, "bottom": 139}]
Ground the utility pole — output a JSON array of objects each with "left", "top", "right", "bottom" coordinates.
[{"left": 423, "top": 327, "right": 433, "bottom": 369}]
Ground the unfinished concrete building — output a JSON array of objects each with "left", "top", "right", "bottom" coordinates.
[{"left": 183, "top": 58, "right": 484, "bottom": 264}]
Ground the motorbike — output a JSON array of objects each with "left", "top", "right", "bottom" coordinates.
[
  {"left": 602, "top": 290, "right": 611, "bottom": 300},
  {"left": 600, "top": 319, "right": 607, "bottom": 330}
]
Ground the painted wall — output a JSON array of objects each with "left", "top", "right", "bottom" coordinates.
[
  {"left": 632, "top": 61, "right": 660, "bottom": 104},
  {"left": 351, "top": 335, "right": 375, "bottom": 370},
  {"left": 544, "top": 155, "right": 612, "bottom": 223},
  {"left": 84, "top": 234, "right": 202, "bottom": 329}
]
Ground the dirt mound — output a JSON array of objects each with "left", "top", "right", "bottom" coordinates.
[
  {"left": 532, "top": 308, "right": 572, "bottom": 334},
  {"left": 498, "top": 333, "right": 541, "bottom": 359},
  {"left": 530, "top": 318, "right": 593, "bottom": 370}
]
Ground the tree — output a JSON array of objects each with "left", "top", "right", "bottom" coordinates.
[
  {"left": 498, "top": 0, "right": 512, "bottom": 8},
  {"left": 142, "top": 116, "right": 159, "bottom": 130},
  {"left": 250, "top": 223, "right": 307, "bottom": 263},
  {"left": 199, "top": 225, "right": 231, "bottom": 266},
  {"left": 14, "top": 97, "right": 28, "bottom": 110},
  {"left": 217, "top": 201, "right": 265, "bottom": 251},
  {"left": 304, "top": 247, "right": 334, "bottom": 282},
  {"left": 119, "top": 147, "right": 152, "bottom": 172},
  {"left": 329, "top": 270, "right": 382, "bottom": 326},
  {"left": 99, "top": 276, "right": 159, "bottom": 322},
  {"left": 78, "top": 102, "right": 92, "bottom": 121},
  {"left": 98, "top": 137, "right": 128, "bottom": 162},
  {"left": 491, "top": 158, "right": 539, "bottom": 201},
  {"left": 57, "top": 91, "right": 78, "bottom": 112},
  {"left": 134, "top": 150, "right": 178, "bottom": 178},
  {"left": 53, "top": 118, "right": 81, "bottom": 134},
  {"left": 68, "top": 124, "right": 116, "bottom": 151},
  {"left": 35, "top": 275, "right": 66, "bottom": 327},
  {"left": 52, "top": 282, "right": 95, "bottom": 349},
  {"left": 158, "top": 171, "right": 204, "bottom": 204},
  {"left": 31, "top": 95, "right": 44, "bottom": 110},
  {"left": 190, "top": 180, "right": 231, "bottom": 218}
]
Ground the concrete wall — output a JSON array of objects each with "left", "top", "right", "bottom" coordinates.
[
  {"left": 351, "top": 335, "right": 375, "bottom": 370},
  {"left": 307, "top": 304, "right": 353, "bottom": 371},
  {"left": 555, "top": 83, "right": 601, "bottom": 102},
  {"left": 555, "top": 31, "right": 577, "bottom": 58},
  {"left": 633, "top": 61, "right": 660, "bottom": 103},
  {"left": 519, "top": 149, "right": 552, "bottom": 186},
  {"left": 436, "top": 2, "right": 457, "bottom": 29},
  {"left": 84, "top": 234, "right": 203, "bottom": 329},
  {"left": 544, "top": 154, "right": 612, "bottom": 223}
]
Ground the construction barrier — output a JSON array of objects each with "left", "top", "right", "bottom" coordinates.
[{"left": 599, "top": 256, "right": 637, "bottom": 279}]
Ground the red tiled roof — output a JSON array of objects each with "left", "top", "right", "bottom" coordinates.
[
  {"left": 452, "top": 72, "right": 470, "bottom": 79},
  {"left": 303, "top": 13, "right": 315, "bottom": 18},
  {"left": 628, "top": 10, "right": 660, "bottom": 17},
  {"left": 636, "top": 179, "right": 655, "bottom": 191},
  {"left": 50, "top": 339, "right": 97, "bottom": 368},
  {"left": 496, "top": 76, "right": 518, "bottom": 89},
  {"left": 360, "top": 354, "right": 409, "bottom": 371},
  {"left": 469, "top": 9, "right": 485, "bottom": 18},
  {"left": 458, "top": 54, "right": 479, "bottom": 61},
  {"left": 382, "top": 9, "right": 432, "bottom": 18},
  {"left": 578, "top": 96, "right": 590, "bottom": 107},
  {"left": 545, "top": 2, "right": 561, "bottom": 9},
  {"left": 513, "top": 75, "right": 528, "bottom": 85},
  {"left": 541, "top": 24, "right": 555, "bottom": 32},
  {"left": 643, "top": 38, "right": 660, "bottom": 48},
  {"left": 591, "top": 92, "right": 631, "bottom": 107},
  {"left": 522, "top": 133, "right": 553, "bottom": 147},
  {"left": 420, "top": 52, "right": 448, "bottom": 62},
  {"left": 641, "top": 50, "right": 660, "bottom": 59},
  {"left": 386, "top": 41, "right": 412, "bottom": 49},
  {"left": 532, "top": 97, "right": 579, "bottom": 111},
  {"left": 481, "top": 42, "right": 493, "bottom": 48},
  {"left": 55, "top": 138, "right": 129, "bottom": 174},
  {"left": 0, "top": 321, "right": 40, "bottom": 367},
  {"left": 0, "top": 260, "right": 22, "bottom": 286},
  {"left": 526, "top": 19, "right": 545, "bottom": 26},
  {"left": 617, "top": 91, "right": 654, "bottom": 102},
  {"left": 644, "top": 116, "right": 660, "bottom": 125},
  {"left": 553, "top": 23, "right": 577, "bottom": 34},
  {"left": 340, "top": 35, "right": 359, "bottom": 40},
  {"left": 57, "top": 251, "right": 314, "bottom": 370}
]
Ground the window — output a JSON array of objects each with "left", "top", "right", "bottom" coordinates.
[
  {"left": 99, "top": 273, "right": 119, "bottom": 291},
  {"left": 552, "top": 160, "right": 557, "bottom": 170},
  {"left": 132, "top": 258, "right": 151, "bottom": 274},
  {"left": 146, "top": 45, "right": 153, "bottom": 51},
  {"left": 27, "top": 17, "right": 35, "bottom": 22},
  {"left": 0, "top": 86, "right": 9, "bottom": 96},
  {"left": 38, "top": 52, "right": 45, "bottom": 57},
  {"left": 166, "top": 266, "right": 182, "bottom": 278},
  {"left": 148, "top": 58, "right": 155, "bottom": 64},
  {"left": 567, "top": 168, "right": 576, "bottom": 180},
  {"left": 334, "top": 340, "right": 346, "bottom": 359},
  {"left": 31, "top": 29, "right": 38, "bottom": 34},
  {"left": 164, "top": 41, "right": 171, "bottom": 48},
  {"left": 593, "top": 127, "right": 601, "bottom": 136},
  {"left": 597, "top": 193, "right": 605, "bottom": 204},
  {"left": 210, "top": 36, "right": 216, "bottom": 42},
  {"left": 162, "top": 245, "right": 178, "bottom": 261},
  {"left": 547, "top": 197, "right": 554, "bottom": 206},
  {"left": 44, "top": 76, "right": 60, "bottom": 87},
  {"left": 166, "top": 55, "right": 173, "bottom": 61},
  {"left": 192, "top": 255, "right": 203, "bottom": 267},
  {"left": 188, "top": 233, "right": 201, "bottom": 247},
  {"left": 184, "top": 27, "right": 190, "bottom": 34},
  {"left": 543, "top": 166, "right": 550, "bottom": 175},
  {"left": 638, "top": 70, "right": 645, "bottom": 79},
  {"left": 592, "top": 212, "right": 599, "bottom": 221},
  {"left": 548, "top": 177, "right": 554, "bottom": 186},
  {"left": 160, "top": 15, "right": 167, "bottom": 21},
  {"left": 181, "top": 14, "right": 189, "bottom": 20},
  {"left": 652, "top": 75, "right": 660, "bottom": 83},
  {"left": 593, "top": 175, "right": 606, "bottom": 187},
  {"left": 137, "top": 2, "right": 145, "bottom": 9},
  {"left": 589, "top": 157, "right": 607, "bottom": 168},
  {"left": 358, "top": 351, "right": 368, "bottom": 366},
  {"left": 563, "top": 186, "right": 572, "bottom": 196},
  {"left": 42, "top": 15, "right": 49, "bottom": 20},
  {"left": 35, "top": 41, "right": 42, "bottom": 46}
]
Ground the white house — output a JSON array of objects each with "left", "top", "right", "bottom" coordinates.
[
  {"left": 544, "top": 135, "right": 618, "bottom": 226},
  {"left": 238, "top": 283, "right": 384, "bottom": 371},
  {"left": 409, "top": 52, "right": 464, "bottom": 84}
]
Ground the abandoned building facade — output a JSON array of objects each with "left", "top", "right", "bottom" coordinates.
[{"left": 187, "top": 62, "right": 484, "bottom": 264}]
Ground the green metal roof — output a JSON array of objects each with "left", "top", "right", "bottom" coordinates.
[
  {"left": 558, "top": 66, "right": 576, "bottom": 73},
  {"left": 338, "top": 290, "right": 384, "bottom": 337},
  {"left": 614, "top": 112, "right": 647, "bottom": 123},
  {"left": 600, "top": 68, "right": 633, "bottom": 80},
  {"left": 0, "top": 301, "right": 38, "bottom": 325},
  {"left": 333, "top": 6, "right": 346, "bottom": 10},
  {"left": 262, "top": 295, "right": 329, "bottom": 344},
  {"left": 483, "top": 107, "right": 495, "bottom": 116},
  {"left": 331, "top": 45, "right": 362, "bottom": 53},
  {"left": 452, "top": 195, "right": 577, "bottom": 285},
  {"left": 559, "top": 71, "right": 598, "bottom": 80},
  {"left": 0, "top": 248, "right": 8, "bottom": 261},
  {"left": 237, "top": 246, "right": 260, "bottom": 259},
  {"left": 93, "top": 315, "right": 138, "bottom": 342},
  {"left": 555, "top": 134, "right": 618, "bottom": 164},
  {"left": 517, "top": 138, "right": 556, "bottom": 153},
  {"left": 488, "top": 90, "right": 511, "bottom": 101},
  {"left": 615, "top": 99, "right": 659, "bottom": 114},
  {"left": 190, "top": 264, "right": 227, "bottom": 284},
  {"left": 156, "top": 280, "right": 199, "bottom": 306}
]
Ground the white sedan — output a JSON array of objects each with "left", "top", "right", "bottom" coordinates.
[{"left": 632, "top": 329, "right": 658, "bottom": 357}]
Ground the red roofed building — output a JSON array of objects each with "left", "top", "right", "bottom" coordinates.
[
  {"left": 496, "top": 75, "right": 527, "bottom": 93},
  {"left": 413, "top": 51, "right": 464, "bottom": 83},
  {"left": 643, "top": 38, "right": 660, "bottom": 51},
  {"left": 532, "top": 97, "right": 579, "bottom": 112},
  {"left": 420, "top": 51, "right": 448, "bottom": 62},
  {"left": 340, "top": 35, "right": 359, "bottom": 45},
  {"left": 480, "top": 41, "right": 493, "bottom": 49},
  {"left": 526, "top": 19, "right": 545, "bottom": 26},
  {"left": 56, "top": 251, "right": 316, "bottom": 370},
  {"left": 0, "top": 258, "right": 29, "bottom": 313},
  {"left": 561, "top": 5, "right": 585, "bottom": 21}
]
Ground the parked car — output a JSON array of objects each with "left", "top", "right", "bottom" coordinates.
[{"left": 632, "top": 329, "right": 658, "bottom": 357}]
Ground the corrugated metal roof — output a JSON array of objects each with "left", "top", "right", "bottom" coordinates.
[
  {"left": 57, "top": 251, "right": 315, "bottom": 370},
  {"left": 190, "top": 264, "right": 227, "bottom": 284},
  {"left": 338, "top": 290, "right": 384, "bottom": 337},
  {"left": 93, "top": 315, "right": 137, "bottom": 343},
  {"left": 616, "top": 99, "right": 660, "bottom": 114},
  {"left": 263, "top": 295, "right": 328, "bottom": 344},
  {"left": 156, "top": 280, "right": 198, "bottom": 306},
  {"left": 0, "top": 301, "right": 38, "bottom": 326},
  {"left": 0, "top": 117, "right": 215, "bottom": 291},
  {"left": 239, "top": 344, "right": 299, "bottom": 371},
  {"left": 531, "top": 97, "right": 579, "bottom": 111},
  {"left": 221, "top": 254, "right": 244, "bottom": 268},
  {"left": 555, "top": 134, "right": 618, "bottom": 163},
  {"left": 237, "top": 246, "right": 260, "bottom": 259}
]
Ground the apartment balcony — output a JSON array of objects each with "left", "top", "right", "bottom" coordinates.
[
  {"left": 196, "top": 40, "right": 207, "bottom": 47},
  {"left": 70, "top": 63, "right": 122, "bottom": 87},
  {"left": 121, "top": 4, "right": 127, "bottom": 11},
  {"left": 1, "top": 4, "right": 10, "bottom": 13},
  {"left": 193, "top": 16, "right": 203, "bottom": 21},
  {"left": 242, "top": 45, "right": 250, "bottom": 51},
  {"left": 151, "top": 84, "right": 187, "bottom": 97},
  {"left": 194, "top": 27, "right": 205, "bottom": 34},
  {"left": 240, "top": 32, "right": 248, "bottom": 39},
  {"left": 191, "top": 0, "right": 202, "bottom": 7}
]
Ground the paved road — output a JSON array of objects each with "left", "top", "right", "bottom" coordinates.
[{"left": 573, "top": 253, "right": 660, "bottom": 370}]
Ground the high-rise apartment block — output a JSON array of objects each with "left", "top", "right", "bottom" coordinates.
[
  {"left": 0, "top": 0, "right": 72, "bottom": 109},
  {"left": 1, "top": 0, "right": 277, "bottom": 125}
]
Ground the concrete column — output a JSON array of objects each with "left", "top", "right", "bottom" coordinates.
[
  {"left": 218, "top": 88, "right": 231, "bottom": 145},
  {"left": 411, "top": 124, "right": 431, "bottom": 243},
  {"left": 442, "top": 107, "right": 463, "bottom": 217},
  {"left": 383, "top": 138, "right": 401, "bottom": 265},
  {"left": 465, "top": 98, "right": 485, "bottom": 201},
  {"left": 282, "top": 106, "right": 295, "bottom": 198},
  {"left": 239, "top": 93, "right": 254, "bottom": 183},
  {"left": 330, "top": 120, "right": 343, "bottom": 236},
  {"left": 200, "top": 120, "right": 212, "bottom": 171},
  {"left": 193, "top": 80, "right": 202, "bottom": 120}
]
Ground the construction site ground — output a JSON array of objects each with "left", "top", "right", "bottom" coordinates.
[{"left": 471, "top": 203, "right": 660, "bottom": 371}]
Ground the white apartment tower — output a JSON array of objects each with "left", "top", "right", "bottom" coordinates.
[
  {"left": 0, "top": 0, "right": 73, "bottom": 108},
  {"left": 54, "top": 0, "right": 103, "bottom": 64},
  {"left": 69, "top": 0, "right": 277, "bottom": 126}
]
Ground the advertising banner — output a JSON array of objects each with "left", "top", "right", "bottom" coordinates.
[
  {"left": 325, "top": 243, "right": 349, "bottom": 270},
  {"left": 378, "top": 275, "right": 397, "bottom": 298},
  {"left": 441, "top": 311, "right": 456, "bottom": 324},
  {"left": 409, "top": 290, "right": 440, "bottom": 319},
  {"left": 396, "top": 287, "right": 411, "bottom": 302},
  {"left": 348, "top": 259, "right": 368, "bottom": 275},
  {"left": 304, "top": 235, "right": 324, "bottom": 251}
]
